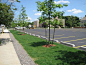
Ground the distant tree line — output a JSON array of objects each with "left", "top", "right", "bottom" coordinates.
[{"left": 62, "top": 15, "right": 80, "bottom": 28}]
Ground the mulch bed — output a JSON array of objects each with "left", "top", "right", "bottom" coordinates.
[
  {"left": 21, "top": 34, "right": 26, "bottom": 35},
  {"left": 43, "top": 44, "right": 56, "bottom": 48}
]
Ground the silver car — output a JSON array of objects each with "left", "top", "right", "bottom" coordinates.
[{"left": 15, "top": 26, "right": 23, "bottom": 30}]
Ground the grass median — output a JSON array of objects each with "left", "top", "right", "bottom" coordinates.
[{"left": 10, "top": 30, "right": 86, "bottom": 65}]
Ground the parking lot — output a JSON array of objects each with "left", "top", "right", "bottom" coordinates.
[{"left": 24, "top": 28, "right": 86, "bottom": 48}]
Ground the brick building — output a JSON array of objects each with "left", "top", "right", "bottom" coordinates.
[
  {"left": 81, "top": 15, "right": 86, "bottom": 27},
  {"left": 33, "top": 17, "right": 65, "bottom": 28}
]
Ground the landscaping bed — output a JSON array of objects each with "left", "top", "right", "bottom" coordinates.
[{"left": 10, "top": 30, "right": 86, "bottom": 65}]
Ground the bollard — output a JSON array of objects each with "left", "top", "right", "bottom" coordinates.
[{"left": 2, "top": 26, "right": 3, "bottom": 34}]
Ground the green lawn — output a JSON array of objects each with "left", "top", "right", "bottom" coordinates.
[{"left": 10, "top": 30, "right": 86, "bottom": 65}]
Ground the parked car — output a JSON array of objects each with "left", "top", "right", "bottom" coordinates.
[
  {"left": 29, "top": 26, "right": 34, "bottom": 29},
  {"left": 15, "top": 26, "right": 23, "bottom": 30},
  {"left": 15, "top": 26, "right": 26, "bottom": 30}
]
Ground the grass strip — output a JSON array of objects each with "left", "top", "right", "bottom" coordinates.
[{"left": 10, "top": 30, "right": 86, "bottom": 65}]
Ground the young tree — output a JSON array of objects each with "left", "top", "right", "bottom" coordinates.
[
  {"left": 11, "top": 22, "right": 17, "bottom": 28},
  {"left": 20, "top": 5, "right": 28, "bottom": 31},
  {"left": 51, "top": 19, "right": 59, "bottom": 44},
  {"left": 36, "top": 0, "right": 68, "bottom": 45},
  {"left": 38, "top": 15, "right": 48, "bottom": 45},
  {"left": 59, "top": 19, "right": 63, "bottom": 27},
  {"left": 51, "top": 11, "right": 65, "bottom": 44}
]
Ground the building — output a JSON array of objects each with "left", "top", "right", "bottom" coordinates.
[
  {"left": 52, "top": 17, "right": 65, "bottom": 27},
  {"left": 51, "top": 17, "right": 65, "bottom": 27},
  {"left": 33, "top": 20, "right": 39, "bottom": 27},
  {"left": 81, "top": 15, "right": 86, "bottom": 27},
  {"left": 33, "top": 17, "right": 65, "bottom": 28}
]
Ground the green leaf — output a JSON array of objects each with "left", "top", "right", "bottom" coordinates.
[
  {"left": 16, "top": 0, "right": 20, "bottom": 2},
  {"left": 63, "top": 3, "right": 68, "bottom": 7},
  {"left": 56, "top": 4, "right": 63, "bottom": 8},
  {"left": 13, "top": 8, "right": 17, "bottom": 10}
]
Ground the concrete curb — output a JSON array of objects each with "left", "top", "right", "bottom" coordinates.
[
  {"left": 40, "top": 36, "right": 46, "bottom": 39},
  {"left": 54, "top": 39, "right": 59, "bottom": 43},
  {"left": 23, "top": 32, "right": 60, "bottom": 43},
  {"left": 35, "top": 35, "right": 40, "bottom": 38},
  {"left": 24, "top": 32, "right": 28, "bottom": 34},
  {"left": 26, "top": 32, "right": 28, "bottom": 34},
  {"left": 31, "top": 34, "right": 35, "bottom": 36},
  {"left": 29, "top": 33, "right": 31, "bottom": 35},
  {"left": 60, "top": 41, "right": 75, "bottom": 47},
  {"left": 79, "top": 46, "right": 86, "bottom": 50},
  {"left": 17, "top": 31, "right": 61, "bottom": 44}
]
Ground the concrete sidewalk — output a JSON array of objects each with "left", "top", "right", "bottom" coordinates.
[{"left": 0, "top": 33, "right": 21, "bottom": 65}]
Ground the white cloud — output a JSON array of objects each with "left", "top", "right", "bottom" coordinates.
[
  {"left": 73, "top": 10, "right": 84, "bottom": 14},
  {"left": 30, "top": 21, "right": 33, "bottom": 22},
  {"left": 35, "top": 19, "right": 39, "bottom": 21},
  {"left": 39, "top": 11, "right": 43, "bottom": 12},
  {"left": 9, "top": 0, "right": 16, "bottom": 3},
  {"left": 72, "top": 8, "right": 77, "bottom": 11},
  {"left": 54, "top": 0, "right": 70, "bottom": 4},
  {"left": 67, "top": 10, "right": 72, "bottom": 12},
  {"left": 33, "top": 10, "right": 36, "bottom": 12},
  {"left": 67, "top": 8, "right": 84, "bottom": 14},
  {"left": 28, "top": 17, "right": 32, "bottom": 20},
  {"left": 34, "top": 13, "right": 41, "bottom": 15}
]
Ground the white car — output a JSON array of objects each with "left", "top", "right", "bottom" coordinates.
[
  {"left": 15, "top": 26, "right": 23, "bottom": 30},
  {"left": 15, "top": 26, "right": 26, "bottom": 30}
]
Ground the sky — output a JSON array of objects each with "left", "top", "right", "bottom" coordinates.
[{"left": 11, "top": 0, "right": 86, "bottom": 22}]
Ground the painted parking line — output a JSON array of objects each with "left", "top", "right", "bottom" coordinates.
[
  {"left": 64, "top": 38, "right": 86, "bottom": 42},
  {"left": 47, "top": 34, "right": 64, "bottom": 37},
  {"left": 54, "top": 36, "right": 75, "bottom": 39},
  {"left": 73, "top": 45, "right": 86, "bottom": 48},
  {"left": 55, "top": 34, "right": 64, "bottom": 36}
]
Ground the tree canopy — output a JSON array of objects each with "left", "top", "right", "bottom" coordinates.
[
  {"left": 62, "top": 16, "right": 80, "bottom": 27},
  {"left": 0, "top": 0, "right": 20, "bottom": 26},
  {"left": 0, "top": 3, "right": 14, "bottom": 26},
  {"left": 36, "top": 0, "right": 68, "bottom": 44}
]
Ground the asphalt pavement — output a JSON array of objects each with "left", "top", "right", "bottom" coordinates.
[{"left": 24, "top": 28, "right": 86, "bottom": 48}]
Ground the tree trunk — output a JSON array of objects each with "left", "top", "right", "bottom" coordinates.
[
  {"left": 23, "top": 20, "right": 24, "bottom": 31},
  {"left": 52, "top": 25, "right": 55, "bottom": 45},
  {"left": 49, "top": 15, "right": 50, "bottom": 45},
  {"left": 45, "top": 27, "right": 47, "bottom": 45}
]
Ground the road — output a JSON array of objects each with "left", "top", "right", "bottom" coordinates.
[{"left": 23, "top": 28, "right": 86, "bottom": 48}]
